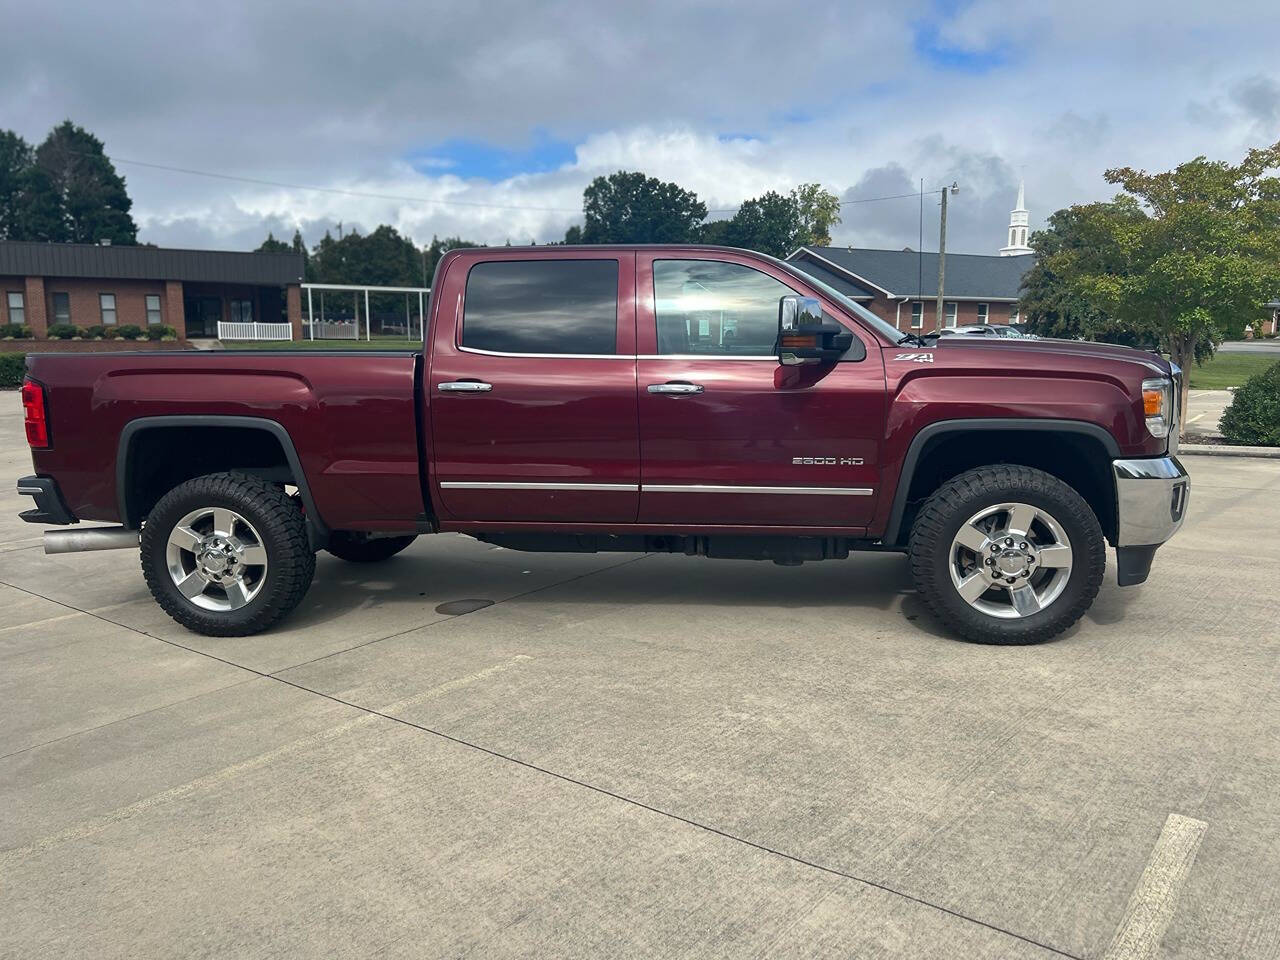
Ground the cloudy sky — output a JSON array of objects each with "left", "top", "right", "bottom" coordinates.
[{"left": 3, "top": 0, "right": 1278, "bottom": 256}]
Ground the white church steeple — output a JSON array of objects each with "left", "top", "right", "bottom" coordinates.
[{"left": 1000, "top": 181, "right": 1032, "bottom": 256}]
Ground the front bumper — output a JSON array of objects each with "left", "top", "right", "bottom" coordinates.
[
  {"left": 1111, "top": 456, "right": 1190, "bottom": 585},
  {"left": 16, "top": 476, "right": 78, "bottom": 525}
]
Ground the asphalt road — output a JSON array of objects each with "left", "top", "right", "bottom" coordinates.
[
  {"left": 1218, "top": 340, "right": 1280, "bottom": 353},
  {"left": 2, "top": 402, "right": 1278, "bottom": 959}
]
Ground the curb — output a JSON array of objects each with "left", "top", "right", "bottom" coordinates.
[{"left": 1180, "top": 444, "right": 1280, "bottom": 460}]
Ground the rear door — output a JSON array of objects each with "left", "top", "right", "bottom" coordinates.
[
  {"left": 636, "top": 251, "right": 885, "bottom": 529},
  {"left": 427, "top": 250, "right": 639, "bottom": 523}
]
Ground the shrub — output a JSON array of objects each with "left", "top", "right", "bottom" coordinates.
[
  {"left": 46, "top": 323, "right": 78, "bottom": 340},
  {"left": 81, "top": 324, "right": 108, "bottom": 340},
  {"left": 116, "top": 324, "right": 144, "bottom": 340},
  {"left": 1, "top": 323, "right": 27, "bottom": 338},
  {"left": 1219, "top": 361, "right": 1280, "bottom": 447},
  {"left": 0, "top": 353, "right": 26, "bottom": 388},
  {"left": 146, "top": 324, "right": 176, "bottom": 341}
]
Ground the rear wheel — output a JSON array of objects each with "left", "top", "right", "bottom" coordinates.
[
  {"left": 140, "top": 473, "right": 315, "bottom": 636},
  {"left": 324, "top": 531, "right": 418, "bottom": 563},
  {"left": 909, "top": 465, "right": 1105, "bottom": 644}
]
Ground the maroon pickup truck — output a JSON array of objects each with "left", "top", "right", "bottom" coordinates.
[{"left": 17, "top": 245, "right": 1189, "bottom": 643}]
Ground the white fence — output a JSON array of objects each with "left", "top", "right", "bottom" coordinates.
[
  {"left": 306, "top": 320, "right": 359, "bottom": 340},
  {"left": 217, "top": 321, "right": 294, "bottom": 341}
]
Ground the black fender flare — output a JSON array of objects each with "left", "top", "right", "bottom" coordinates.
[
  {"left": 116, "top": 415, "right": 329, "bottom": 544},
  {"left": 883, "top": 418, "right": 1121, "bottom": 545}
]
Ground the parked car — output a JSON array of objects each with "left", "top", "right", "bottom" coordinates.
[
  {"left": 939, "top": 323, "right": 1026, "bottom": 338},
  {"left": 18, "top": 245, "right": 1188, "bottom": 644}
]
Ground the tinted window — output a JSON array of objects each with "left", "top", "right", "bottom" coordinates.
[
  {"left": 653, "top": 259, "right": 797, "bottom": 356},
  {"left": 463, "top": 259, "right": 618, "bottom": 355}
]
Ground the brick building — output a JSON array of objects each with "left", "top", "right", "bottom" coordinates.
[
  {"left": 787, "top": 245, "right": 1035, "bottom": 334},
  {"left": 0, "top": 240, "right": 304, "bottom": 340}
]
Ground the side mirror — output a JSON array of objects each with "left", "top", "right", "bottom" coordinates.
[{"left": 777, "top": 295, "right": 853, "bottom": 365}]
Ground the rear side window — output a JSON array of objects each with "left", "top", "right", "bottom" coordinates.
[{"left": 463, "top": 259, "right": 618, "bottom": 355}]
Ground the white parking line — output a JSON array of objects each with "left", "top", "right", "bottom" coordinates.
[
  {"left": 1185, "top": 412, "right": 1207, "bottom": 424},
  {"left": 1102, "top": 813, "right": 1208, "bottom": 960}
]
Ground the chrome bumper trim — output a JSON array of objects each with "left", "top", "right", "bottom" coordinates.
[{"left": 1113, "top": 456, "right": 1190, "bottom": 547}]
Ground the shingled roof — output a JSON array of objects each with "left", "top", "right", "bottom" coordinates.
[{"left": 788, "top": 245, "right": 1034, "bottom": 301}]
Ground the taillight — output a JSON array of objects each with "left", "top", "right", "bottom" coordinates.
[{"left": 21, "top": 378, "right": 49, "bottom": 449}]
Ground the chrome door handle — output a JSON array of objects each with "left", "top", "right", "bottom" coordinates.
[
  {"left": 647, "top": 382, "right": 704, "bottom": 394},
  {"left": 438, "top": 380, "right": 492, "bottom": 393}
]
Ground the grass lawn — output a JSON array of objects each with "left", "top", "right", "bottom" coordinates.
[
  {"left": 221, "top": 338, "right": 421, "bottom": 351},
  {"left": 1187, "top": 352, "right": 1280, "bottom": 389}
]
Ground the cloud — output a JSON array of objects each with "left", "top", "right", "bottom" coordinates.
[{"left": 3, "top": 0, "right": 1278, "bottom": 255}]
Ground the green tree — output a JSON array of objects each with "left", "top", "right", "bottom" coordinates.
[
  {"left": 255, "top": 232, "right": 291, "bottom": 253},
  {"left": 716, "top": 190, "right": 802, "bottom": 257},
  {"left": 792, "top": 182, "right": 842, "bottom": 246},
  {"left": 422, "top": 235, "right": 482, "bottom": 282},
  {"left": 575, "top": 171, "right": 707, "bottom": 244},
  {"left": 1020, "top": 203, "right": 1149, "bottom": 342},
  {"left": 1029, "top": 142, "right": 1280, "bottom": 421},
  {"left": 33, "top": 121, "right": 137, "bottom": 244},
  {"left": 0, "top": 130, "right": 32, "bottom": 239}
]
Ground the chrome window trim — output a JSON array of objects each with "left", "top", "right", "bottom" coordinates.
[
  {"left": 458, "top": 345, "right": 629, "bottom": 360},
  {"left": 440, "top": 481, "right": 639, "bottom": 491},
  {"left": 644, "top": 484, "right": 874, "bottom": 496},
  {"left": 636, "top": 354, "right": 778, "bottom": 362}
]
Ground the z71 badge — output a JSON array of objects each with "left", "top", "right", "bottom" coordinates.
[{"left": 893, "top": 352, "right": 934, "bottom": 363}]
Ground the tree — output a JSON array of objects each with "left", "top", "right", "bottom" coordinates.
[
  {"left": 422, "top": 235, "right": 481, "bottom": 283},
  {"left": 255, "top": 232, "right": 291, "bottom": 254},
  {"left": 1027, "top": 142, "right": 1280, "bottom": 422},
  {"left": 0, "top": 130, "right": 32, "bottom": 239},
  {"left": 1020, "top": 203, "right": 1148, "bottom": 342},
  {"left": 33, "top": 121, "right": 137, "bottom": 244},
  {"left": 575, "top": 171, "right": 707, "bottom": 244},
  {"left": 712, "top": 190, "right": 802, "bottom": 257},
  {"left": 792, "top": 182, "right": 842, "bottom": 246}
]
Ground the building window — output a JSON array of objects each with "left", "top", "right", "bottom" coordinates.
[
  {"left": 230, "top": 299, "right": 254, "bottom": 324},
  {"left": 463, "top": 259, "right": 619, "bottom": 355},
  {"left": 100, "top": 293, "right": 117, "bottom": 326},
  {"left": 944, "top": 302, "right": 958, "bottom": 328},
  {"left": 52, "top": 292, "right": 70, "bottom": 324},
  {"left": 976, "top": 303, "right": 989, "bottom": 324},
  {"left": 145, "top": 294, "right": 163, "bottom": 326},
  {"left": 910, "top": 302, "right": 924, "bottom": 329},
  {"left": 1009, "top": 305, "right": 1021, "bottom": 323},
  {"left": 6, "top": 292, "right": 23, "bottom": 326}
]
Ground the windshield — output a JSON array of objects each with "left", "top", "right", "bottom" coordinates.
[{"left": 769, "top": 254, "right": 906, "bottom": 344}]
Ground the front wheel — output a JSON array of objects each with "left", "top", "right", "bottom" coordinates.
[
  {"left": 909, "top": 465, "right": 1105, "bottom": 644},
  {"left": 140, "top": 473, "right": 316, "bottom": 636}
]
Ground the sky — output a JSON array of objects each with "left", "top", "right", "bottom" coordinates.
[{"left": 2, "top": 0, "right": 1278, "bottom": 256}]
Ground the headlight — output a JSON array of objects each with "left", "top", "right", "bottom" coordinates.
[{"left": 1142, "top": 376, "right": 1172, "bottom": 438}]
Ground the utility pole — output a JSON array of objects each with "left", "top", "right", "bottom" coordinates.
[{"left": 935, "top": 182, "right": 958, "bottom": 331}]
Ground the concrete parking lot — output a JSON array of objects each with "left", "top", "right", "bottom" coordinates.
[{"left": 2, "top": 400, "right": 1278, "bottom": 960}]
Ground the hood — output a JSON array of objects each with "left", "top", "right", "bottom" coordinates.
[{"left": 937, "top": 336, "right": 1171, "bottom": 374}]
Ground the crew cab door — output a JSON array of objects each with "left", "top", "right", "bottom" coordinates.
[
  {"left": 428, "top": 250, "right": 638, "bottom": 523},
  {"left": 636, "top": 252, "right": 885, "bottom": 528}
]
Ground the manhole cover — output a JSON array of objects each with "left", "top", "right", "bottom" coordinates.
[{"left": 435, "top": 598, "right": 495, "bottom": 616}]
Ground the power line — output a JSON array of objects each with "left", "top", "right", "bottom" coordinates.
[{"left": 107, "top": 152, "right": 943, "bottom": 219}]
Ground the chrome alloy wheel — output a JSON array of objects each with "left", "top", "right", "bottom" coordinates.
[
  {"left": 947, "top": 502, "right": 1073, "bottom": 619},
  {"left": 165, "top": 507, "right": 269, "bottom": 612}
]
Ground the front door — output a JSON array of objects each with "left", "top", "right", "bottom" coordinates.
[
  {"left": 428, "top": 251, "right": 639, "bottom": 523},
  {"left": 636, "top": 253, "right": 885, "bottom": 529},
  {"left": 184, "top": 296, "right": 222, "bottom": 337}
]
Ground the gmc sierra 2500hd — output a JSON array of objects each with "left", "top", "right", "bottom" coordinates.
[{"left": 17, "top": 245, "right": 1189, "bottom": 643}]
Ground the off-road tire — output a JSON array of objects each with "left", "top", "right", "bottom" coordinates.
[
  {"left": 909, "top": 465, "right": 1105, "bottom": 644},
  {"left": 324, "top": 532, "right": 418, "bottom": 563},
  {"left": 140, "top": 473, "right": 315, "bottom": 636}
]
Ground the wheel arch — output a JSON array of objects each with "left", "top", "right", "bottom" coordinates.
[
  {"left": 116, "top": 415, "right": 328, "bottom": 543},
  {"left": 884, "top": 419, "right": 1120, "bottom": 547}
]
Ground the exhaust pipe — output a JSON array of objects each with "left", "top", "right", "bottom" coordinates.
[{"left": 44, "top": 527, "right": 140, "bottom": 555}]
